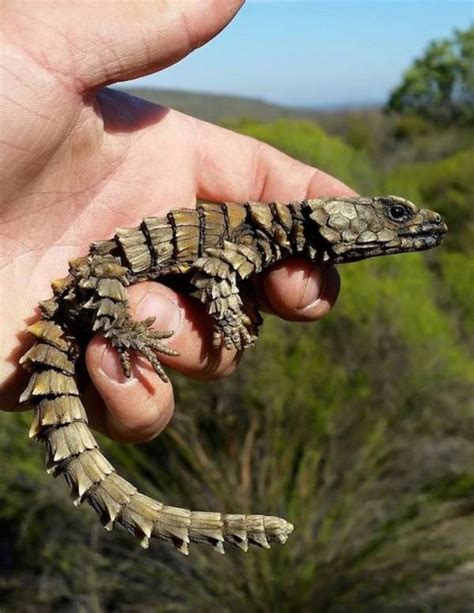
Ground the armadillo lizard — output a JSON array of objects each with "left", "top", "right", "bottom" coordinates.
[{"left": 19, "top": 196, "right": 447, "bottom": 555}]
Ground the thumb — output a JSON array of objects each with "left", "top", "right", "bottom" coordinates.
[{"left": 24, "top": 1, "right": 244, "bottom": 90}]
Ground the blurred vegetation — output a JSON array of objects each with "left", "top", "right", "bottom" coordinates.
[
  {"left": 2, "top": 30, "right": 474, "bottom": 613},
  {"left": 386, "top": 26, "right": 474, "bottom": 125}
]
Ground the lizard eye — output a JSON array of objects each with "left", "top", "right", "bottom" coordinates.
[{"left": 387, "top": 203, "right": 411, "bottom": 223}]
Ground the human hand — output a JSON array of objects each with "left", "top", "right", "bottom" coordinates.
[{"left": 1, "top": 1, "right": 355, "bottom": 441}]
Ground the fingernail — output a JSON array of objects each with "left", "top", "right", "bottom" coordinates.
[
  {"left": 135, "top": 289, "right": 182, "bottom": 332},
  {"left": 101, "top": 346, "right": 128, "bottom": 383},
  {"left": 296, "top": 267, "right": 323, "bottom": 310}
]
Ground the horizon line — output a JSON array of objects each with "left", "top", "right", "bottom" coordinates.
[{"left": 115, "top": 84, "right": 386, "bottom": 113}]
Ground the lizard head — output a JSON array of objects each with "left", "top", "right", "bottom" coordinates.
[{"left": 307, "top": 195, "right": 448, "bottom": 263}]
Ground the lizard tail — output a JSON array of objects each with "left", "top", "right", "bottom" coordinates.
[{"left": 20, "top": 319, "right": 293, "bottom": 555}]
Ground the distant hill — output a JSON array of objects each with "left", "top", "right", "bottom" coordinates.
[
  {"left": 118, "top": 87, "right": 385, "bottom": 142},
  {"left": 119, "top": 87, "right": 315, "bottom": 123}
]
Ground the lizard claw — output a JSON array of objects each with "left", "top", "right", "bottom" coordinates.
[
  {"left": 214, "top": 320, "right": 258, "bottom": 352},
  {"left": 105, "top": 319, "right": 179, "bottom": 382}
]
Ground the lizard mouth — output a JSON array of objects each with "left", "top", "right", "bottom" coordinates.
[
  {"left": 399, "top": 221, "right": 448, "bottom": 250},
  {"left": 329, "top": 220, "right": 448, "bottom": 263}
]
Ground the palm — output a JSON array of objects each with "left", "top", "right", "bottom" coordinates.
[{"left": 1, "top": 79, "right": 201, "bottom": 393}]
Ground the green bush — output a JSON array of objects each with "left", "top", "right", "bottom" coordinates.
[
  {"left": 439, "top": 251, "right": 474, "bottom": 336},
  {"left": 345, "top": 116, "right": 378, "bottom": 154},
  {"left": 392, "top": 115, "right": 432, "bottom": 140},
  {"left": 386, "top": 27, "right": 474, "bottom": 124}
]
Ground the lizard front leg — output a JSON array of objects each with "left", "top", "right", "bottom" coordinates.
[
  {"left": 74, "top": 254, "right": 179, "bottom": 383},
  {"left": 191, "top": 241, "right": 264, "bottom": 351}
]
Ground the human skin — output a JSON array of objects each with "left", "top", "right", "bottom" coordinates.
[{"left": 0, "top": 1, "right": 355, "bottom": 442}]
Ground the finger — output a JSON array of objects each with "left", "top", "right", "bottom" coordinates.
[
  {"left": 86, "top": 282, "right": 240, "bottom": 442},
  {"left": 126, "top": 283, "right": 240, "bottom": 379},
  {"left": 85, "top": 283, "right": 240, "bottom": 440},
  {"left": 258, "top": 259, "right": 341, "bottom": 322},
  {"left": 22, "top": 1, "right": 243, "bottom": 90},
  {"left": 194, "top": 119, "right": 358, "bottom": 203},
  {"left": 85, "top": 340, "right": 174, "bottom": 443}
]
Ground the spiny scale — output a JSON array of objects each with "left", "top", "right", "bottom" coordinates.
[{"left": 19, "top": 197, "right": 447, "bottom": 555}]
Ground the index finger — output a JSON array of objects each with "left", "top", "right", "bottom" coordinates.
[{"left": 195, "top": 119, "right": 357, "bottom": 204}]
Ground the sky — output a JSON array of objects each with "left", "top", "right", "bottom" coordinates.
[{"left": 121, "top": 1, "right": 473, "bottom": 109}]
